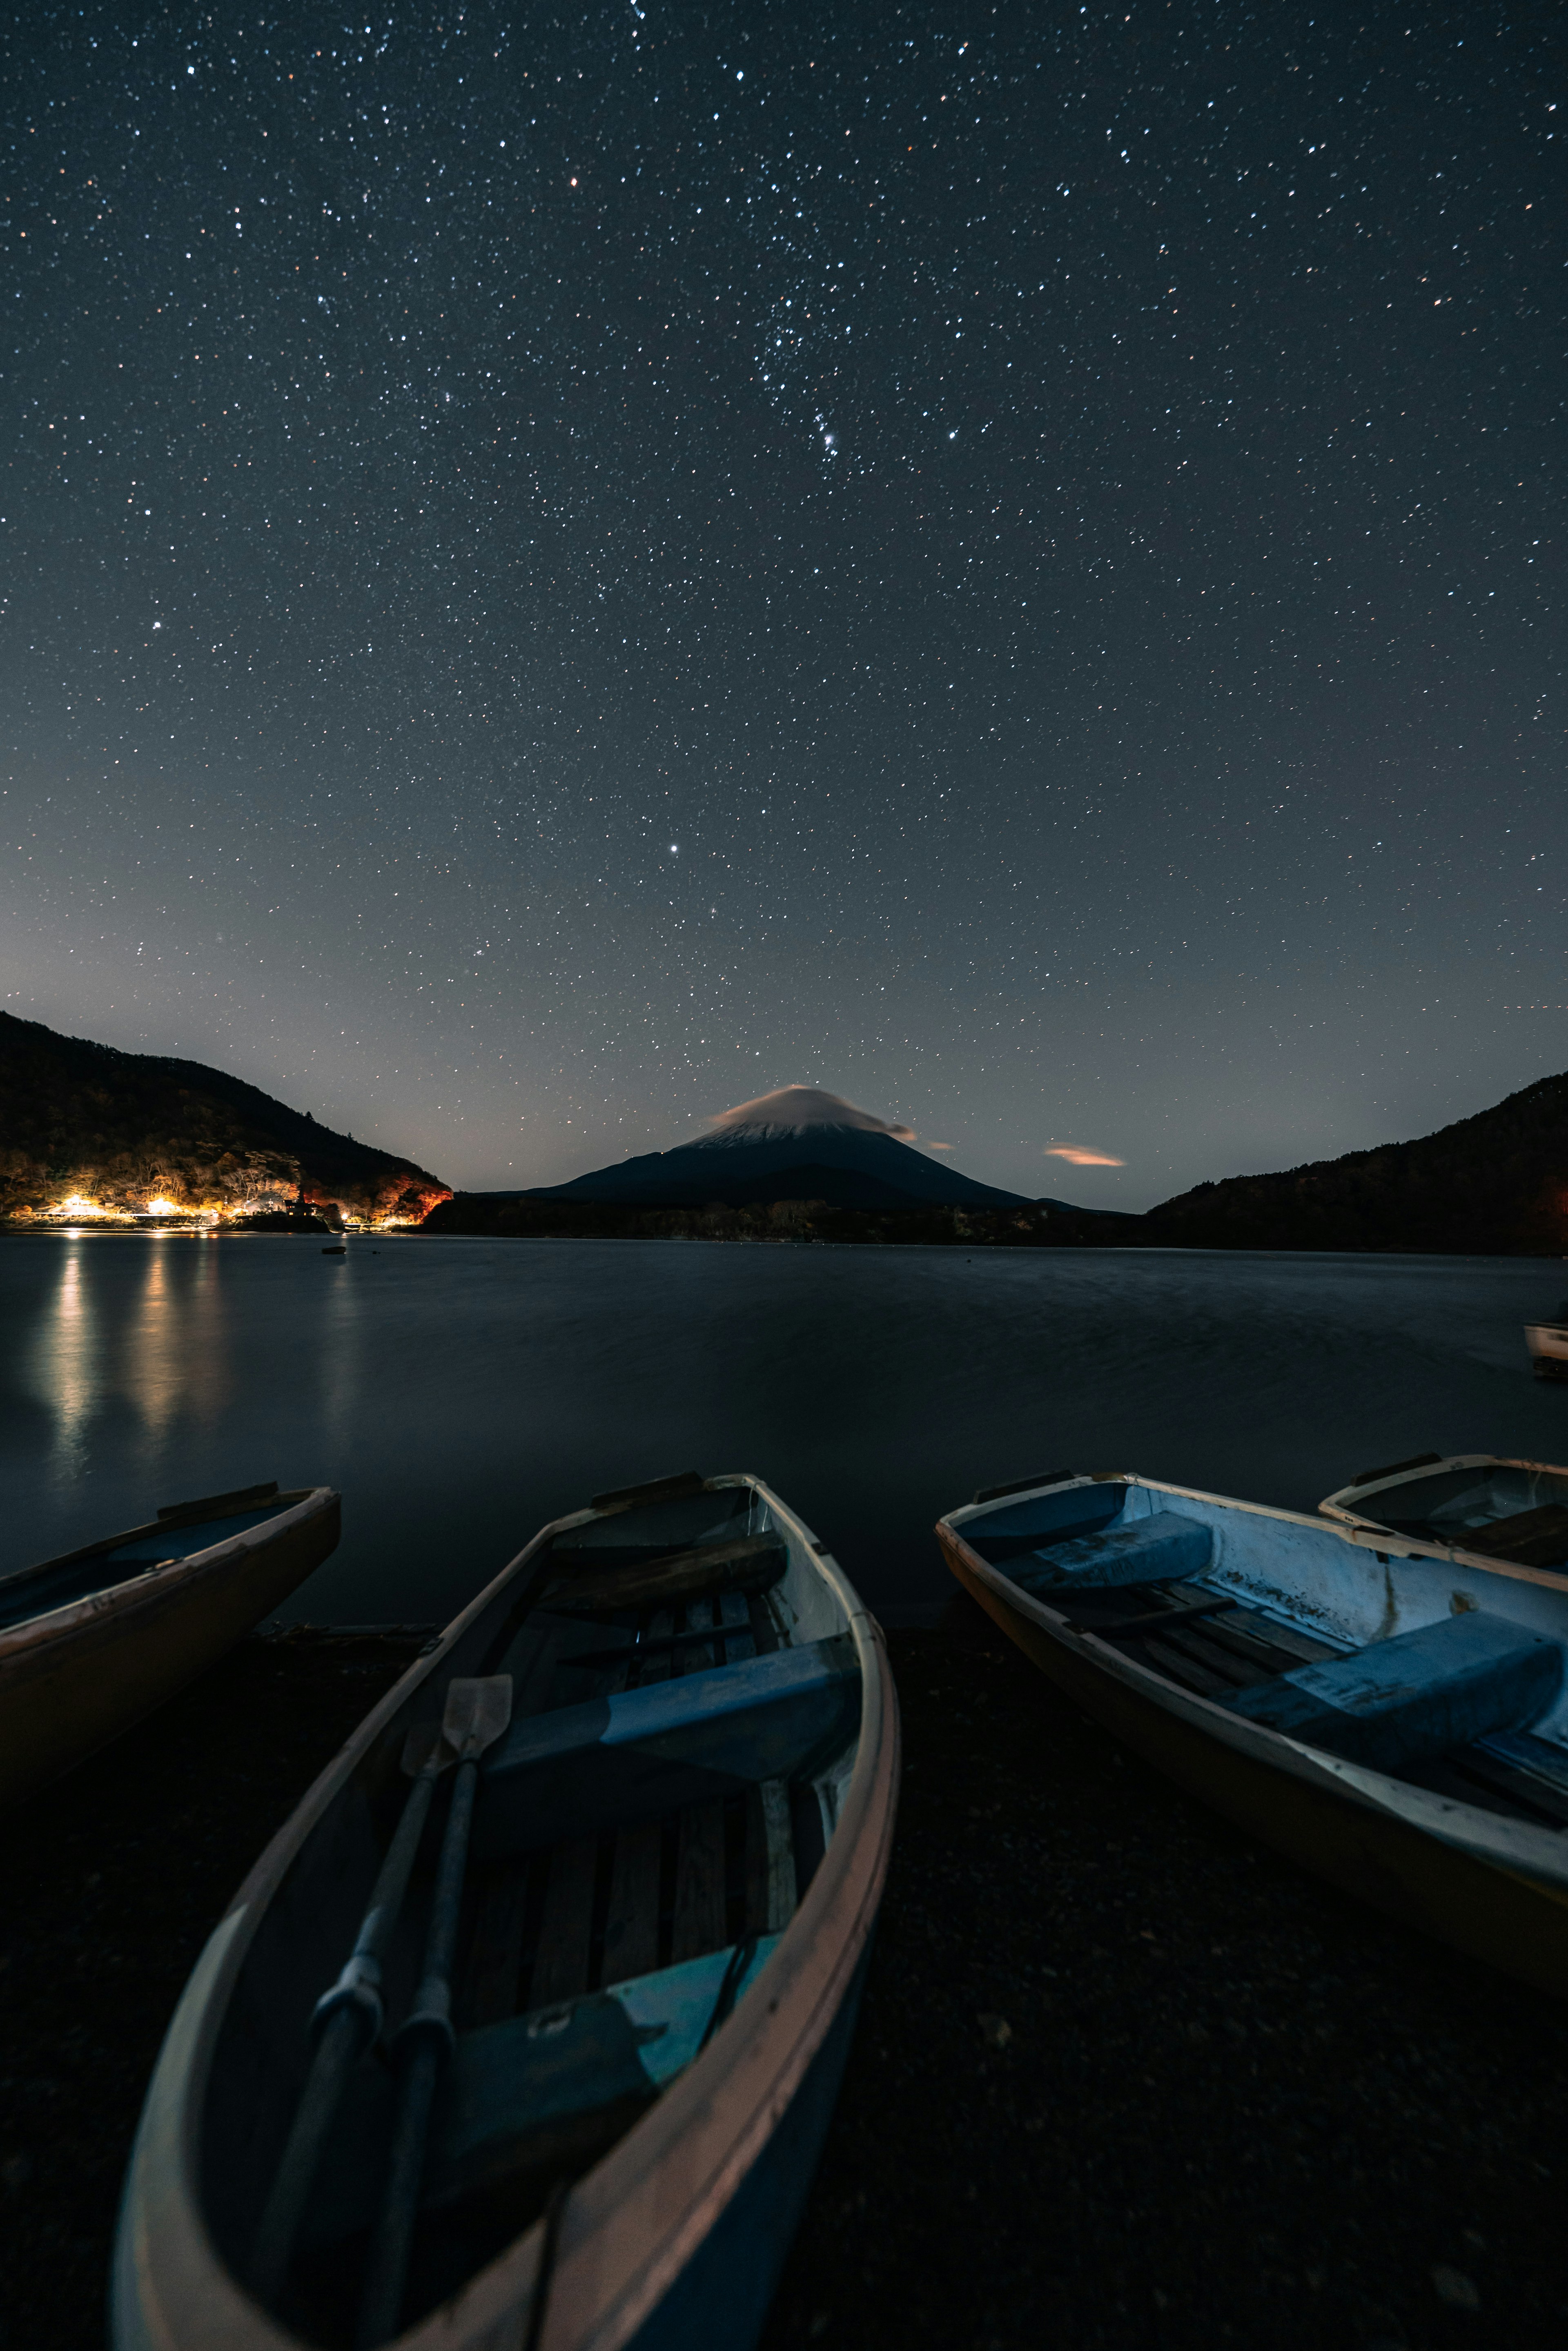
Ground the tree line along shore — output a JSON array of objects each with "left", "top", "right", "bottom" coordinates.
[{"left": 5, "top": 1006, "right": 1566, "bottom": 1256}]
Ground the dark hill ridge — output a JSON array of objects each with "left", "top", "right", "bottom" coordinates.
[
  {"left": 0, "top": 1011, "right": 450, "bottom": 1223},
  {"left": 1140, "top": 1070, "right": 1568, "bottom": 1256},
  {"left": 423, "top": 1072, "right": 1568, "bottom": 1256},
  {"left": 519, "top": 1084, "right": 1031, "bottom": 1212}
]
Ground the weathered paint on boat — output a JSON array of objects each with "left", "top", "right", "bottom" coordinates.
[
  {"left": 0, "top": 1486, "right": 340, "bottom": 1805},
  {"left": 938, "top": 1473, "right": 1568, "bottom": 1999},
  {"left": 112, "top": 1473, "right": 899, "bottom": 2351}
]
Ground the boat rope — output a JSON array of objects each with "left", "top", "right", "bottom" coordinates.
[
  {"left": 521, "top": 2180, "right": 570, "bottom": 2351},
  {"left": 699, "top": 1934, "right": 758, "bottom": 2053}
]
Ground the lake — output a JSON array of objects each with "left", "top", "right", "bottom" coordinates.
[{"left": 2, "top": 1230, "right": 1564, "bottom": 1625}]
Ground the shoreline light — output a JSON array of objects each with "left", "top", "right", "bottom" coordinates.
[{"left": 52, "top": 1193, "right": 110, "bottom": 1219}]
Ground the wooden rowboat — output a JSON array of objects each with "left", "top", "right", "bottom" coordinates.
[
  {"left": 938, "top": 1469, "right": 1568, "bottom": 1997},
  {"left": 1319, "top": 1451, "right": 1568, "bottom": 1576},
  {"left": 114, "top": 1469, "right": 899, "bottom": 2351},
  {"left": 0, "top": 1482, "right": 340, "bottom": 1805}
]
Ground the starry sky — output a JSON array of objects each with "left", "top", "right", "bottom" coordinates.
[{"left": 3, "top": 3, "right": 1562, "bottom": 1208}]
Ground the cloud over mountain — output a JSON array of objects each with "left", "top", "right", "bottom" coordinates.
[{"left": 706, "top": 1085, "right": 917, "bottom": 1142}]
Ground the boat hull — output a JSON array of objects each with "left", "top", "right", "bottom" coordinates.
[
  {"left": 938, "top": 1524, "right": 1568, "bottom": 2001},
  {"left": 620, "top": 1940, "right": 872, "bottom": 2351},
  {"left": 1527, "top": 1323, "right": 1568, "bottom": 1381},
  {"left": 0, "top": 1491, "right": 340, "bottom": 1805},
  {"left": 112, "top": 1475, "right": 899, "bottom": 2351}
]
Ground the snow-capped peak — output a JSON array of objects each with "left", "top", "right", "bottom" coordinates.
[{"left": 698, "top": 1084, "right": 916, "bottom": 1145}]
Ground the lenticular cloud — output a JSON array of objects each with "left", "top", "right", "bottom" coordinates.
[{"left": 706, "top": 1085, "right": 916, "bottom": 1142}]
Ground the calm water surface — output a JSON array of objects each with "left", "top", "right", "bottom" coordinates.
[{"left": 3, "top": 1232, "right": 1565, "bottom": 1624}]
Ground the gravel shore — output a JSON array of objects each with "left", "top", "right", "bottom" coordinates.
[{"left": 4, "top": 1613, "right": 1566, "bottom": 2349}]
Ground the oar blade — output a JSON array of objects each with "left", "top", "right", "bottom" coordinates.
[{"left": 441, "top": 1674, "right": 512, "bottom": 1761}]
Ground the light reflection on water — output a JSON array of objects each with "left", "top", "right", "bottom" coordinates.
[
  {"left": 1, "top": 1230, "right": 1564, "bottom": 1624},
  {"left": 32, "top": 1239, "right": 96, "bottom": 1484},
  {"left": 134, "top": 1240, "right": 178, "bottom": 1440}
]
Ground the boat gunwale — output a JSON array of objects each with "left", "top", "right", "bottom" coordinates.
[
  {"left": 113, "top": 1473, "right": 900, "bottom": 2351},
  {"left": 0, "top": 1489, "right": 313, "bottom": 1593},
  {"left": 936, "top": 1477, "right": 1568, "bottom": 1887},
  {"left": 949, "top": 1461, "right": 1568, "bottom": 1597},
  {"left": 0, "top": 1488, "right": 339, "bottom": 1663},
  {"left": 1317, "top": 1452, "right": 1568, "bottom": 1575}
]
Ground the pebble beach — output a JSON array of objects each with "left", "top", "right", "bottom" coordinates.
[{"left": 5, "top": 1613, "right": 1567, "bottom": 2350}]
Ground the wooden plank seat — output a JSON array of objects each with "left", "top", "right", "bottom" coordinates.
[
  {"left": 1459, "top": 1504, "right": 1568, "bottom": 1570},
  {"left": 546, "top": 1532, "right": 788, "bottom": 1619},
  {"left": 1007, "top": 1510, "right": 1215, "bottom": 1596},
  {"left": 559, "top": 1590, "right": 758, "bottom": 1682},
  {"left": 506, "top": 1588, "right": 779, "bottom": 1717},
  {"left": 472, "top": 1635, "right": 860, "bottom": 1861},
  {"left": 1227, "top": 1611, "right": 1566, "bottom": 1772},
  {"left": 300, "top": 1939, "right": 781, "bottom": 2254}
]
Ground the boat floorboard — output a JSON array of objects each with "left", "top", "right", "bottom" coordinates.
[
  {"left": 509, "top": 1584, "right": 782, "bottom": 1711},
  {"left": 1024, "top": 1567, "right": 1568, "bottom": 1836},
  {"left": 454, "top": 1518, "right": 808, "bottom": 2027},
  {"left": 457, "top": 1775, "right": 797, "bottom": 2024},
  {"left": 1048, "top": 1578, "right": 1343, "bottom": 1699},
  {"left": 1133, "top": 1633, "right": 1236, "bottom": 1698},
  {"left": 601, "top": 1821, "right": 662, "bottom": 1987},
  {"left": 463, "top": 1858, "right": 533, "bottom": 2028},
  {"left": 531, "top": 1836, "right": 599, "bottom": 2005},
  {"left": 672, "top": 1799, "right": 729, "bottom": 1963}
]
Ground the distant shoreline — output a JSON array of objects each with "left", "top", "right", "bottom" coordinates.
[
  {"left": 5, "top": 1218, "right": 1562, "bottom": 1263},
  {"left": 418, "top": 1193, "right": 1125, "bottom": 1250},
  {"left": 411, "top": 1196, "right": 1565, "bottom": 1259}
]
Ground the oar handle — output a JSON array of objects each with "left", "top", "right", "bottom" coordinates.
[
  {"left": 353, "top": 2036, "right": 443, "bottom": 2351},
  {"left": 249, "top": 2006, "right": 366, "bottom": 2305},
  {"left": 311, "top": 1761, "right": 440, "bottom": 2041},
  {"left": 355, "top": 1757, "right": 480, "bottom": 2347},
  {"left": 249, "top": 1760, "right": 442, "bottom": 2304},
  {"left": 393, "top": 1754, "right": 476, "bottom": 2052}
]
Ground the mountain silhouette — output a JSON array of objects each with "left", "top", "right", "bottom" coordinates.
[
  {"left": 523, "top": 1085, "right": 1031, "bottom": 1211},
  {"left": 0, "top": 1010, "right": 450, "bottom": 1223},
  {"left": 1139, "top": 1069, "right": 1568, "bottom": 1255}
]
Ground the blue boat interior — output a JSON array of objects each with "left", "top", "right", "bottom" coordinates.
[
  {"left": 0, "top": 1491, "right": 298, "bottom": 1634},
  {"left": 295, "top": 1936, "right": 783, "bottom": 2253},
  {"left": 203, "top": 1477, "right": 864, "bottom": 2347},
  {"left": 958, "top": 1476, "right": 1568, "bottom": 1826}
]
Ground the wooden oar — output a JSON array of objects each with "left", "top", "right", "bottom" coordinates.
[
  {"left": 356, "top": 1674, "right": 513, "bottom": 2349},
  {"left": 249, "top": 1719, "right": 454, "bottom": 2306}
]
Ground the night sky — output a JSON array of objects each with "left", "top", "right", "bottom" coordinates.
[{"left": 3, "top": 4, "right": 1561, "bottom": 1207}]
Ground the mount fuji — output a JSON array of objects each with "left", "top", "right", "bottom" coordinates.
[{"left": 524, "top": 1086, "right": 1031, "bottom": 1212}]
